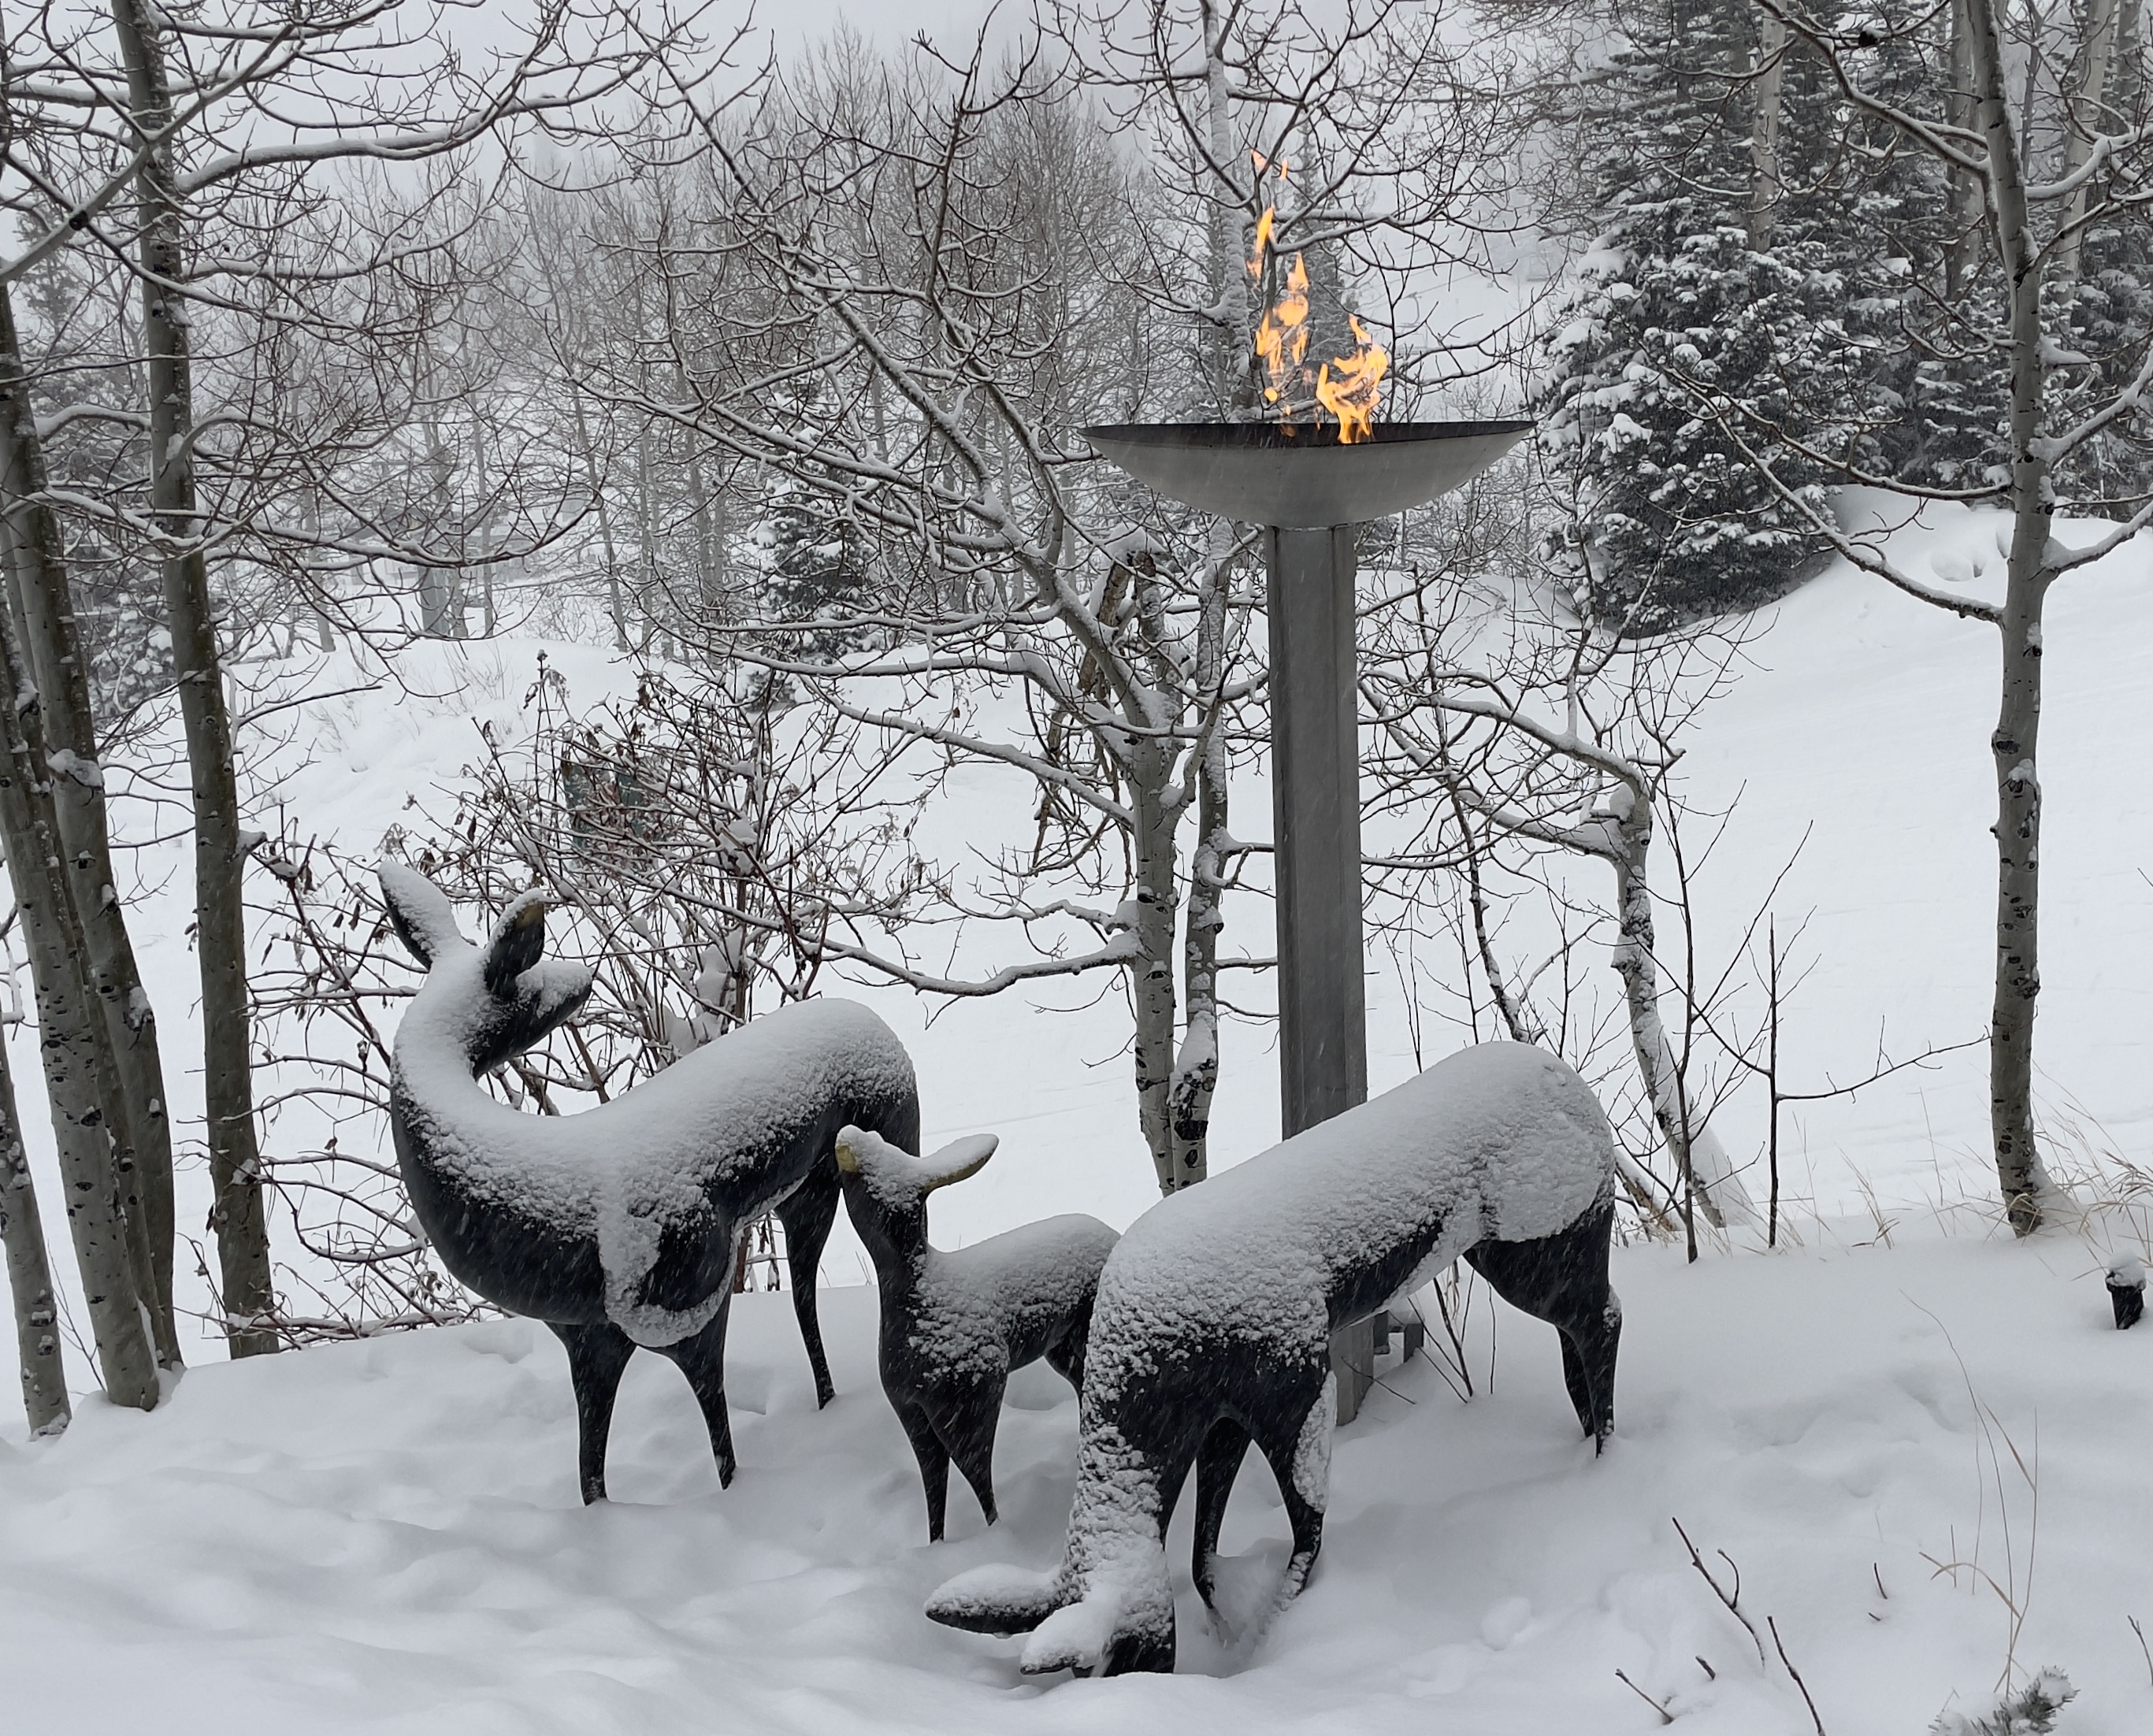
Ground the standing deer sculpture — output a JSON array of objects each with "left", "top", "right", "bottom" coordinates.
[
  {"left": 926, "top": 1042, "right": 1620, "bottom": 1676},
  {"left": 833, "top": 1126, "right": 1119, "bottom": 1541},
  {"left": 379, "top": 865, "right": 920, "bottom": 1503}
]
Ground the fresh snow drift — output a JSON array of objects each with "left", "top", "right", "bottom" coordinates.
[{"left": 4, "top": 1234, "right": 2148, "bottom": 1734}]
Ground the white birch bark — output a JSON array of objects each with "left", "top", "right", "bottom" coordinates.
[
  {"left": 1966, "top": 0, "right": 2061, "bottom": 1231},
  {"left": 2055, "top": 0, "right": 2120, "bottom": 282},
  {"left": 0, "top": 595, "right": 157, "bottom": 1406},
  {"left": 0, "top": 1031, "right": 69, "bottom": 1434},
  {"left": 1605, "top": 785, "right": 1757, "bottom": 1232},
  {"left": 0, "top": 280, "right": 184, "bottom": 1371},
  {"left": 111, "top": 0, "right": 278, "bottom": 1349},
  {"left": 1167, "top": 532, "right": 1235, "bottom": 1189},
  {"left": 1747, "top": 12, "right": 1790, "bottom": 251}
]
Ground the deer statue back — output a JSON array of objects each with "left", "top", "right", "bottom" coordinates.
[
  {"left": 380, "top": 865, "right": 921, "bottom": 1502},
  {"left": 926, "top": 1041, "right": 1620, "bottom": 1676}
]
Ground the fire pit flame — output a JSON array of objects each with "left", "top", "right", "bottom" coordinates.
[
  {"left": 1316, "top": 316, "right": 1387, "bottom": 443},
  {"left": 1254, "top": 254, "right": 1312, "bottom": 407},
  {"left": 1246, "top": 156, "right": 1389, "bottom": 443}
]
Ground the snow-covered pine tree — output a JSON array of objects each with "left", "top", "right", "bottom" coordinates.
[
  {"left": 2056, "top": 2, "right": 2153, "bottom": 507},
  {"left": 755, "top": 479, "right": 874, "bottom": 655},
  {"left": 1539, "top": 0, "right": 1865, "bottom": 632},
  {"left": 1846, "top": 7, "right": 2013, "bottom": 490}
]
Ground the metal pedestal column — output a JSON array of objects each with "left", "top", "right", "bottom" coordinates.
[{"left": 1264, "top": 526, "right": 1376, "bottom": 1423}]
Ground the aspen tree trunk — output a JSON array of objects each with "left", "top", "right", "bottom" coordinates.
[
  {"left": 1946, "top": 0, "right": 1985, "bottom": 300},
  {"left": 1747, "top": 12, "right": 1789, "bottom": 251},
  {"left": 679, "top": 368, "right": 719, "bottom": 615},
  {"left": 569, "top": 384, "right": 630, "bottom": 651},
  {"left": 0, "top": 283, "right": 183, "bottom": 1371},
  {"left": 1966, "top": 0, "right": 2057, "bottom": 1233},
  {"left": 2055, "top": 0, "right": 2120, "bottom": 283},
  {"left": 112, "top": 0, "right": 278, "bottom": 1346},
  {"left": 2119, "top": 0, "right": 2145, "bottom": 113},
  {"left": 1605, "top": 786, "right": 1753, "bottom": 1237},
  {"left": 474, "top": 419, "right": 496, "bottom": 637},
  {"left": 0, "top": 1032, "right": 70, "bottom": 1434},
  {"left": 1200, "top": 0, "right": 1255, "bottom": 414},
  {"left": 1129, "top": 739, "right": 1183, "bottom": 1196},
  {"left": 1114, "top": 547, "right": 1191, "bottom": 1196},
  {"left": 0, "top": 597, "right": 157, "bottom": 1406},
  {"left": 1167, "top": 534, "right": 1234, "bottom": 1189},
  {"left": 419, "top": 425, "right": 460, "bottom": 637}
]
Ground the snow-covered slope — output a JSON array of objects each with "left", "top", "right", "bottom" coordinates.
[
  {"left": 1, "top": 506, "right": 2148, "bottom": 1728},
  {"left": 2, "top": 1234, "right": 2147, "bottom": 1734}
]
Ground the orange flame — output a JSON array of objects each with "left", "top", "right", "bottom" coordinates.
[
  {"left": 1253, "top": 254, "right": 1310, "bottom": 406},
  {"left": 1245, "top": 155, "right": 1386, "bottom": 440},
  {"left": 1314, "top": 315, "right": 1389, "bottom": 444}
]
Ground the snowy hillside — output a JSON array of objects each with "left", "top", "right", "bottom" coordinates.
[
  {"left": 2, "top": 510, "right": 2149, "bottom": 1733},
  {"left": 3, "top": 1234, "right": 2147, "bottom": 1734}
]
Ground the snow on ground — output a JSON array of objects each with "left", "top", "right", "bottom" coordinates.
[
  {"left": 1672, "top": 498, "right": 2153, "bottom": 1214},
  {"left": 4, "top": 1233, "right": 2149, "bottom": 1734},
  {"left": 2, "top": 503, "right": 2150, "bottom": 1728}
]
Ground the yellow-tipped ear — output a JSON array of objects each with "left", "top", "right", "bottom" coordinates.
[
  {"left": 512, "top": 899, "right": 548, "bottom": 929},
  {"left": 921, "top": 1134, "right": 999, "bottom": 1193},
  {"left": 833, "top": 1134, "right": 863, "bottom": 1176}
]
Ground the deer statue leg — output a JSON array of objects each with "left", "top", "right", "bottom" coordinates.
[
  {"left": 774, "top": 1159, "right": 841, "bottom": 1407},
  {"left": 1464, "top": 1196, "right": 1620, "bottom": 1448},
  {"left": 548, "top": 1320, "right": 638, "bottom": 1504},
  {"left": 896, "top": 1400, "right": 953, "bottom": 1541},
  {"left": 1252, "top": 1367, "right": 1332, "bottom": 1605},
  {"left": 655, "top": 1290, "right": 740, "bottom": 1488},
  {"left": 941, "top": 1385, "right": 1005, "bottom": 1530},
  {"left": 1190, "top": 1416, "right": 1250, "bottom": 1615},
  {"left": 1043, "top": 1301, "right": 1093, "bottom": 1391}
]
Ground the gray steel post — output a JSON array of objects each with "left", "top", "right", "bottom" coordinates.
[{"left": 1265, "top": 526, "right": 1377, "bottom": 1422}]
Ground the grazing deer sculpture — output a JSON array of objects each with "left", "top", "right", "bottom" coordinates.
[
  {"left": 833, "top": 1126, "right": 1119, "bottom": 1541},
  {"left": 926, "top": 1042, "right": 1620, "bottom": 1676},
  {"left": 379, "top": 865, "right": 920, "bottom": 1503}
]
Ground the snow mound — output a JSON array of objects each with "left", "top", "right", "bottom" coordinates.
[{"left": 6, "top": 1234, "right": 2151, "bottom": 1731}]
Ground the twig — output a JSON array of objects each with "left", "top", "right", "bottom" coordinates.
[
  {"left": 1769, "top": 1616, "right": 1826, "bottom": 1736},
  {"left": 2130, "top": 1614, "right": 2152, "bottom": 1689},
  {"left": 1695, "top": 1656, "right": 1716, "bottom": 1681},
  {"left": 1614, "top": 1667, "right": 1673, "bottom": 1724},
  {"left": 1672, "top": 1516, "right": 1769, "bottom": 1666}
]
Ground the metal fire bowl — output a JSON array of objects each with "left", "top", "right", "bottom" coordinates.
[{"left": 1082, "top": 420, "right": 1533, "bottom": 528}]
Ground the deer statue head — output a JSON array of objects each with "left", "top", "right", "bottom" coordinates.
[
  {"left": 832, "top": 1126, "right": 998, "bottom": 1263},
  {"left": 379, "top": 862, "right": 595, "bottom": 1074}
]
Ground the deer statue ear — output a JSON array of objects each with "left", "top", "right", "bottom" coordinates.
[
  {"left": 377, "top": 862, "right": 466, "bottom": 967},
  {"left": 484, "top": 892, "right": 550, "bottom": 998},
  {"left": 919, "top": 1135, "right": 998, "bottom": 1193}
]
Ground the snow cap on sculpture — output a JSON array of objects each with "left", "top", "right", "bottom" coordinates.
[
  {"left": 378, "top": 862, "right": 594, "bottom": 1074},
  {"left": 834, "top": 1126, "right": 997, "bottom": 1202}
]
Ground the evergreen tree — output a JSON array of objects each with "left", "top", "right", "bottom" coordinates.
[
  {"left": 756, "top": 480, "right": 874, "bottom": 655},
  {"left": 1843, "top": 15, "right": 2013, "bottom": 491},
  {"left": 752, "top": 379, "right": 877, "bottom": 656},
  {"left": 1539, "top": 0, "right": 1864, "bottom": 632},
  {"left": 2056, "top": 13, "right": 2153, "bottom": 508}
]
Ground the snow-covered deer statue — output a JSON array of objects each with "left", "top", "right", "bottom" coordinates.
[
  {"left": 379, "top": 865, "right": 920, "bottom": 1503},
  {"left": 925, "top": 1041, "right": 1620, "bottom": 1676},
  {"left": 833, "top": 1126, "right": 1119, "bottom": 1541}
]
